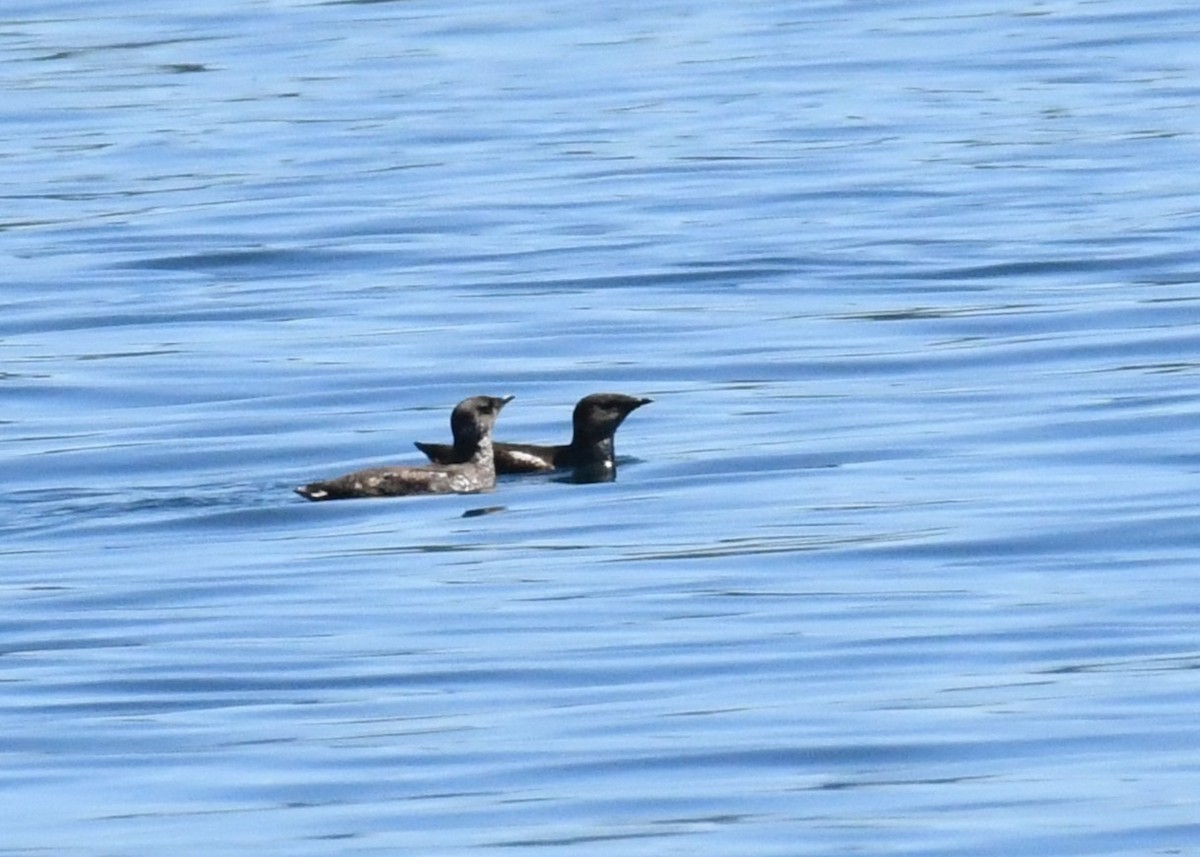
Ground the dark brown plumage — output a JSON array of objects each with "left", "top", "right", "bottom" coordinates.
[
  {"left": 415, "top": 392, "right": 651, "bottom": 483},
  {"left": 295, "top": 395, "right": 512, "bottom": 501}
]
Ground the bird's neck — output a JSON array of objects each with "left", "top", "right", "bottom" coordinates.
[
  {"left": 571, "top": 433, "right": 613, "bottom": 462},
  {"left": 458, "top": 434, "right": 495, "bottom": 473}
]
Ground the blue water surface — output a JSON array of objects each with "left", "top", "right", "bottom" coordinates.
[{"left": 4, "top": 0, "right": 1200, "bottom": 854}]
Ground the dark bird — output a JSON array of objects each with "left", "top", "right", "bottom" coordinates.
[
  {"left": 295, "top": 395, "right": 513, "bottom": 501},
  {"left": 415, "top": 392, "right": 651, "bottom": 483}
]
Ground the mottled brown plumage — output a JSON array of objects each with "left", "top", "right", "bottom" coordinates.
[{"left": 295, "top": 395, "right": 512, "bottom": 501}]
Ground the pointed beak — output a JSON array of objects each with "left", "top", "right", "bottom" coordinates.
[{"left": 499, "top": 395, "right": 516, "bottom": 407}]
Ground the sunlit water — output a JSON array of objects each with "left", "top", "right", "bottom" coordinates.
[{"left": 4, "top": 0, "right": 1200, "bottom": 854}]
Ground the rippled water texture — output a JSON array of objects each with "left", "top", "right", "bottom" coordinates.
[{"left": 4, "top": 0, "right": 1200, "bottom": 854}]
